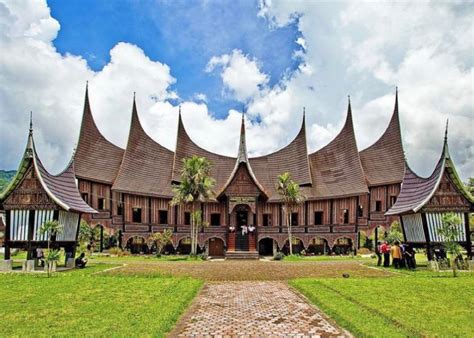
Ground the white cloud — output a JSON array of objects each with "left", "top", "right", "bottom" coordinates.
[
  {"left": 206, "top": 49, "right": 269, "bottom": 102},
  {"left": 1, "top": 0, "right": 472, "bottom": 184},
  {"left": 253, "top": 1, "right": 474, "bottom": 179}
]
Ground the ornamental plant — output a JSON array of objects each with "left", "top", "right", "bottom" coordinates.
[
  {"left": 437, "top": 213, "right": 464, "bottom": 277},
  {"left": 39, "top": 219, "right": 63, "bottom": 277}
]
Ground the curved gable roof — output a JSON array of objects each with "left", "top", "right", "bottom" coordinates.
[
  {"left": 307, "top": 100, "right": 368, "bottom": 199},
  {"left": 250, "top": 113, "right": 311, "bottom": 200},
  {"left": 74, "top": 85, "right": 124, "bottom": 184},
  {"left": 1, "top": 124, "right": 96, "bottom": 214},
  {"left": 112, "top": 99, "right": 174, "bottom": 197},
  {"left": 386, "top": 128, "right": 473, "bottom": 215},
  {"left": 172, "top": 112, "right": 235, "bottom": 193},
  {"left": 360, "top": 90, "right": 405, "bottom": 186}
]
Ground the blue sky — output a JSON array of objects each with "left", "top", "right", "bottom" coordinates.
[
  {"left": 0, "top": 0, "right": 472, "bottom": 180},
  {"left": 49, "top": 0, "right": 302, "bottom": 118}
]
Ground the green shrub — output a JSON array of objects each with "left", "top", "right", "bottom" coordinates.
[{"left": 274, "top": 252, "right": 285, "bottom": 261}]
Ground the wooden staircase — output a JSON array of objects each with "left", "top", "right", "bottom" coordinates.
[{"left": 226, "top": 232, "right": 259, "bottom": 259}]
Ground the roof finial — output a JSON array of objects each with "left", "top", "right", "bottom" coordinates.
[
  {"left": 133, "top": 91, "right": 136, "bottom": 100},
  {"left": 395, "top": 86, "right": 399, "bottom": 113},
  {"left": 178, "top": 105, "right": 181, "bottom": 115},
  {"left": 29, "top": 111, "right": 33, "bottom": 134},
  {"left": 347, "top": 95, "right": 352, "bottom": 114},
  {"left": 444, "top": 119, "right": 449, "bottom": 142},
  {"left": 303, "top": 106, "right": 306, "bottom": 117}
]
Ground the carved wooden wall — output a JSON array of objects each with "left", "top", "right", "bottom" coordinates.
[
  {"left": 3, "top": 166, "right": 56, "bottom": 210},
  {"left": 224, "top": 164, "right": 261, "bottom": 196}
]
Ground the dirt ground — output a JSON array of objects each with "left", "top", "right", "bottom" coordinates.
[{"left": 105, "top": 259, "right": 394, "bottom": 281}]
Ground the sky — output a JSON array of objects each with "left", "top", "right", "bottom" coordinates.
[{"left": 0, "top": 0, "right": 472, "bottom": 181}]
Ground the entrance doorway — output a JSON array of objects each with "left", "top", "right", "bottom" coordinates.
[
  {"left": 259, "top": 238, "right": 274, "bottom": 256},
  {"left": 208, "top": 238, "right": 224, "bottom": 257},
  {"left": 236, "top": 209, "right": 248, "bottom": 229}
]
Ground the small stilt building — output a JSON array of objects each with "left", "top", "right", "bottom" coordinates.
[
  {"left": 386, "top": 123, "right": 473, "bottom": 259},
  {"left": 0, "top": 116, "right": 97, "bottom": 269}
]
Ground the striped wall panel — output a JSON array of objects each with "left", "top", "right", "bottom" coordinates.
[
  {"left": 426, "top": 212, "right": 466, "bottom": 242},
  {"left": 401, "top": 214, "right": 425, "bottom": 243},
  {"left": 10, "top": 210, "right": 30, "bottom": 241},
  {"left": 33, "top": 210, "right": 55, "bottom": 241},
  {"left": 56, "top": 211, "right": 79, "bottom": 241}
]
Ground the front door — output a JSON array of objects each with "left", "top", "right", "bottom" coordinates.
[
  {"left": 208, "top": 238, "right": 224, "bottom": 256},
  {"left": 236, "top": 209, "right": 248, "bottom": 229}
]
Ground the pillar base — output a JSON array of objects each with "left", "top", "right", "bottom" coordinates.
[{"left": 0, "top": 259, "right": 13, "bottom": 271}]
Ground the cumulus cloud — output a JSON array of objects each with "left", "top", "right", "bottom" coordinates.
[
  {"left": 206, "top": 49, "right": 269, "bottom": 102},
  {"left": 255, "top": 1, "right": 474, "bottom": 179},
  {"left": 1, "top": 0, "right": 472, "bottom": 183}
]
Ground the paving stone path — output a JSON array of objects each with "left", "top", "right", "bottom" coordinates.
[{"left": 170, "top": 281, "right": 348, "bottom": 337}]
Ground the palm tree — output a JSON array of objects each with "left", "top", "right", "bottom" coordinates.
[
  {"left": 276, "top": 172, "right": 306, "bottom": 255},
  {"left": 171, "top": 156, "right": 215, "bottom": 256}
]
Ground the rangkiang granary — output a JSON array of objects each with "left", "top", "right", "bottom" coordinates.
[{"left": 0, "top": 116, "right": 97, "bottom": 268}]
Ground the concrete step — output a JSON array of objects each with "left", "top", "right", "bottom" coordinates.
[{"left": 226, "top": 251, "right": 259, "bottom": 260}]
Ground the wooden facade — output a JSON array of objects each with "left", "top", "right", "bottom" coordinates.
[{"left": 23, "top": 85, "right": 469, "bottom": 258}]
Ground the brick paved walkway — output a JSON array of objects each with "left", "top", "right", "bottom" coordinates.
[{"left": 170, "top": 282, "right": 348, "bottom": 337}]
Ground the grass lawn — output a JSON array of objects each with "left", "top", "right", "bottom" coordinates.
[
  {"left": 283, "top": 254, "right": 373, "bottom": 262},
  {"left": 291, "top": 273, "right": 474, "bottom": 337},
  {"left": 0, "top": 264, "right": 203, "bottom": 337}
]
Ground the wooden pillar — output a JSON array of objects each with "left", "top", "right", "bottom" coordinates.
[
  {"left": 374, "top": 226, "right": 378, "bottom": 248},
  {"left": 99, "top": 226, "right": 104, "bottom": 252},
  {"left": 421, "top": 213, "right": 433, "bottom": 261},
  {"left": 4, "top": 210, "right": 11, "bottom": 260},
  {"left": 464, "top": 212, "right": 472, "bottom": 259}
]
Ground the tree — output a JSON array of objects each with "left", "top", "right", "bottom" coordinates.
[
  {"left": 437, "top": 213, "right": 463, "bottom": 277},
  {"left": 276, "top": 172, "right": 306, "bottom": 255},
  {"left": 386, "top": 220, "right": 404, "bottom": 244},
  {"left": 171, "top": 156, "right": 215, "bottom": 256},
  {"left": 39, "top": 220, "right": 63, "bottom": 277},
  {"left": 149, "top": 229, "right": 173, "bottom": 257}
]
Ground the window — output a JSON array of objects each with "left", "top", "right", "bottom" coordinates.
[
  {"left": 132, "top": 208, "right": 142, "bottom": 223},
  {"left": 159, "top": 210, "right": 168, "bottom": 225},
  {"left": 375, "top": 200, "right": 382, "bottom": 212},
  {"left": 263, "top": 214, "right": 272, "bottom": 226},
  {"left": 291, "top": 213, "right": 298, "bottom": 226},
  {"left": 81, "top": 193, "right": 88, "bottom": 204},
  {"left": 358, "top": 205, "right": 363, "bottom": 217},
  {"left": 184, "top": 212, "right": 191, "bottom": 225},
  {"left": 343, "top": 209, "right": 349, "bottom": 224},
  {"left": 210, "top": 213, "right": 221, "bottom": 226},
  {"left": 390, "top": 196, "right": 397, "bottom": 206},
  {"left": 98, "top": 198, "right": 105, "bottom": 210},
  {"left": 314, "top": 211, "right": 323, "bottom": 225},
  {"left": 117, "top": 203, "right": 123, "bottom": 216}
]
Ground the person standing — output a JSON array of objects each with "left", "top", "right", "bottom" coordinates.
[
  {"left": 391, "top": 241, "right": 402, "bottom": 269},
  {"left": 375, "top": 241, "right": 382, "bottom": 266},
  {"left": 381, "top": 241, "right": 390, "bottom": 267}
]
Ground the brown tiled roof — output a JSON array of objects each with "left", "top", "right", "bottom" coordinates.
[
  {"left": 112, "top": 99, "right": 174, "bottom": 197},
  {"left": 250, "top": 113, "right": 312, "bottom": 201},
  {"left": 74, "top": 85, "right": 124, "bottom": 184},
  {"left": 307, "top": 100, "right": 368, "bottom": 199},
  {"left": 386, "top": 130, "right": 473, "bottom": 215},
  {"left": 34, "top": 148, "right": 97, "bottom": 214},
  {"left": 360, "top": 91, "right": 405, "bottom": 186},
  {"left": 172, "top": 112, "right": 236, "bottom": 193}
]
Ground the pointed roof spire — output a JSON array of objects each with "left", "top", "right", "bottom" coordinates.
[
  {"left": 444, "top": 119, "right": 449, "bottom": 143},
  {"left": 394, "top": 86, "right": 399, "bottom": 113},
  {"left": 26, "top": 111, "right": 34, "bottom": 154},
  {"left": 237, "top": 110, "right": 249, "bottom": 163}
]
